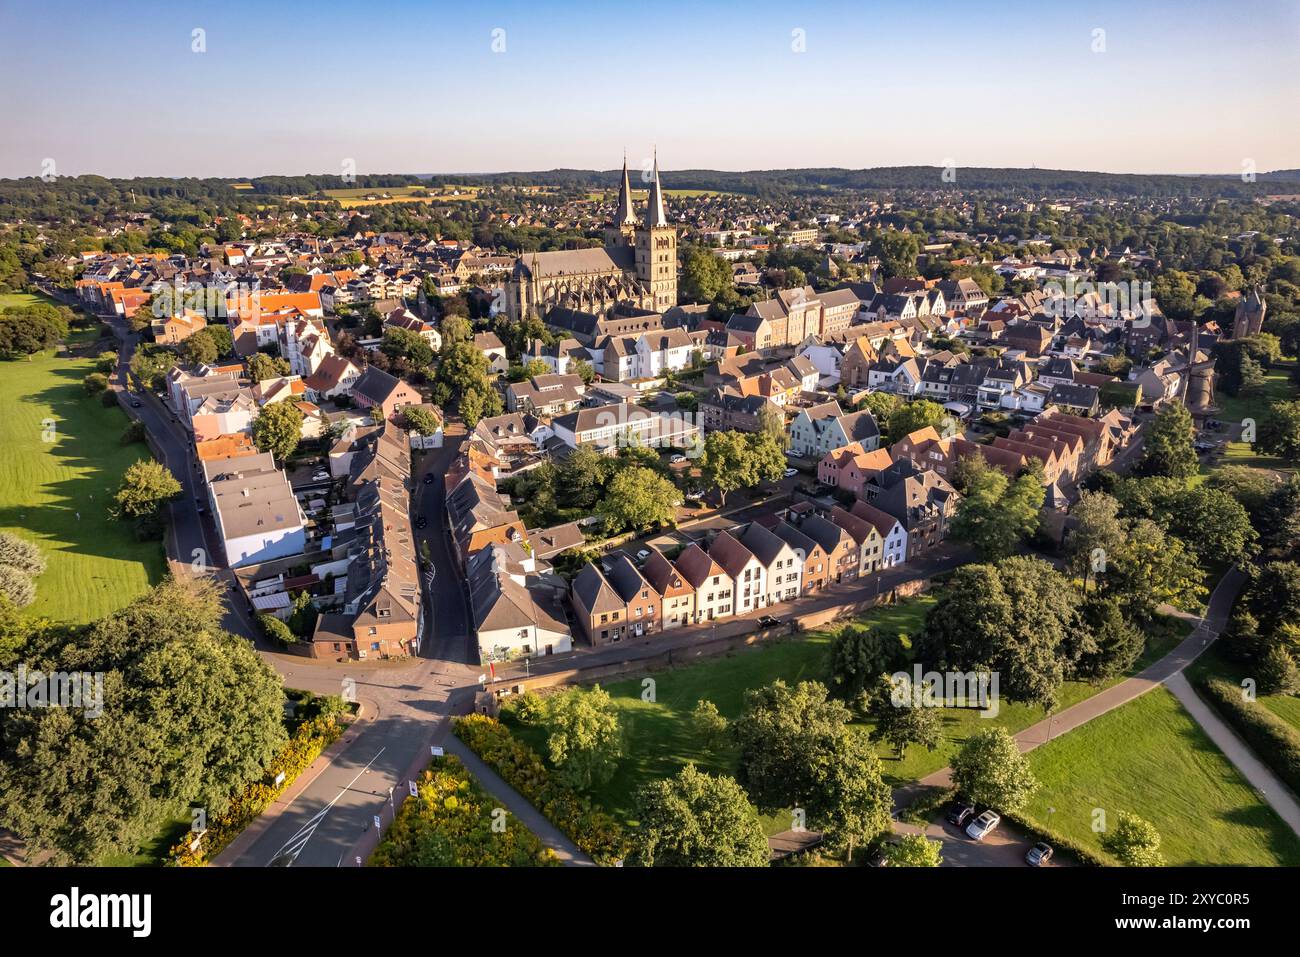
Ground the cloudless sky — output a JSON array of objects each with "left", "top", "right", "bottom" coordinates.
[{"left": 0, "top": 0, "right": 1297, "bottom": 179}]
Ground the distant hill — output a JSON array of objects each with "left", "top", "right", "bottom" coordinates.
[{"left": 419, "top": 165, "right": 1294, "bottom": 199}]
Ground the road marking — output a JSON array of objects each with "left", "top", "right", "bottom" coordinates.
[{"left": 267, "top": 746, "right": 387, "bottom": 867}]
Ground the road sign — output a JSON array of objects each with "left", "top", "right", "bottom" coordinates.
[
  {"left": 409, "top": 780, "right": 418, "bottom": 797},
  {"left": 430, "top": 745, "right": 444, "bottom": 757},
  {"left": 373, "top": 815, "right": 381, "bottom": 829}
]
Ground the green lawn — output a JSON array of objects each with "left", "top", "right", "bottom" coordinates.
[
  {"left": 0, "top": 292, "right": 50, "bottom": 311},
  {"left": 1214, "top": 368, "right": 1294, "bottom": 428},
  {"left": 0, "top": 333, "right": 165, "bottom": 623},
  {"left": 1021, "top": 687, "right": 1300, "bottom": 866},
  {"left": 506, "top": 596, "right": 1189, "bottom": 833}
]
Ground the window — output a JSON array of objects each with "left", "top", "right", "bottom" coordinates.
[
  {"left": 370, "top": 642, "right": 380, "bottom": 651},
  {"left": 368, "top": 627, "right": 377, "bottom": 636}
]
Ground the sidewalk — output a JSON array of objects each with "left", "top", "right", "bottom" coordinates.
[
  {"left": 1166, "top": 672, "right": 1300, "bottom": 838},
  {"left": 444, "top": 736, "right": 595, "bottom": 867}
]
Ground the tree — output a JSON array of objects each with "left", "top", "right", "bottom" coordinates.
[
  {"left": 690, "top": 699, "right": 729, "bottom": 752},
  {"left": 866, "top": 674, "right": 940, "bottom": 757},
  {"left": 679, "top": 246, "right": 734, "bottom": 303},
  {"left": 732, "top": 680, "right": 891, "bottom": 858},
  {"left": 0, "top": 565, "right": 36, "bottom": 607},
  {"left": 82, "top": 372, "right": 109, "bottom": 396},
  {"left": 700, "top": 430, "right": 755, "bottom": 506},
  {"left": 0, "top": 303, "right": 69, "bottom": 357},
  {"left": 858, "top": 390, "right": 901, "bottom": 425},
  {"left": 1101, "top": 812, "right": 1165, "bottom": 867},
  {"left": 1066, "top": 491, "right": 1126, "bottom": 590},
  {"left": 0, "top": 578, "right": 287, "bottom": 864},
  {"left": 544, "top": 685, "right": 623, "bottom": 791},
  {"left": 201, "top": 324, "right": 233, "bottom": 358},
  {"left": 914, "top": 557, "right": 1084, "bottom": 709},
  {"left": 573, "top": 358, "right": 596, "bottom": 385},
  {"left": 1075, "top": 594, "right": 1144, "bottom": 682},
  {"left": 827, "top": 625, "right": 903, "bottom": 703},
  {"left": 1100, "top": 518, "right": 1205, "bottom": 622},
  {"left": 951, "top": 456, "right": 1044, "bottom": 559},
  {"left": 950, "top": 727, "right": 1039, "bottom": 812},
  {"left": 871, "top": 231, "right": 920, "bottom": 279},
  {"left": 1257, "top": 400, "right": 1300, "bottom": 464},
  {"left": 597, "top": 465, "right": 681, "bottom": 534},
  {"left": 1258, "top": 645, "right": 1300, "bottom": 695},
  {"left": 111, "top": 459, "right": 181, "bottom": 521},
  {"left": 403, "top": 406, "right": 442, "bottom": 437},
  {"left": 252, "top": 400, "right": 304, "bottom": 462},
  {"left": 258, "top": 613, "right": 296, "bottom": 647},
  {"left": 1258, "top": 475, "right": 1300, "bottom": 555},
  {"left": 1166, "top": 485, "right": 1258, "bottom": 565},
  {"left": 629, "top": 764, "right": 769, "bottom": 867},
  {"left": 1139, "top": 403, "right": 1198, "bottom": 479},
  {"left": 886, "top": 398, "right": 948, "bottom": 444},
  {"left": 0, "top": 532, "right": 46, "bottom": 578},
  {"left": 183, "top": 330, "right": 218, "bottom": 367},
  {"left": 883, "top": 833, "right": 942, "bottom": 867},
  {"left": 246, "top": 352, "right": 291, "bottom": 383}
]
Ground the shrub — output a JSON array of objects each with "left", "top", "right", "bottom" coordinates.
[
  {"left": 1194, "top": 676, "right": 1300, "bottom": 798},
  {"left": 370, "top": 755, "right": 558, "bottom": 867},
  {"left": 0, "top": 531, "right": 46, "bottom": 577},
  {"left": 258, "top": 614, "right": 297, "bottom": 647},
  {"left": 453, "top": 714, "right": 629, "bottom": 865},
  {"left": 82, "top": 372, "right": 109, "bottom": 395},
  {"left": 0, "top": 564, "right": 36, "bottom": 607},
  {"left": 120, "top": 420, "right": 147, "bottom": 445}
]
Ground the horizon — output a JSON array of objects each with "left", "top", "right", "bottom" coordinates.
[{"left": 2, "top": 0, "right": 1298, "bottom": 180}]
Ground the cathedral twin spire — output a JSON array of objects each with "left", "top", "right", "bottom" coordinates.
[{"left": 613, "top": 150, "right": 668, "bottom": 229}]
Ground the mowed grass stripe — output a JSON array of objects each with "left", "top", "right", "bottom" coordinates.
[{"left": 0, "top": 334, "right": 164, "bottom": 623}]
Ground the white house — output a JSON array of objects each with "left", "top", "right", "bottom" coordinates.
[{"left": 203, "top": 453, "right": 307, "bottom": 568}]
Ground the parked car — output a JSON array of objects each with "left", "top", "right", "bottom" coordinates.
[
  {"left": 756, "top": 614, "right": 780, "bottom": 628},
  {"left": 423, "top": 473, "right": 435, "bottom": 485},
  {"left": 669, "top": 454, "right": 687, "bottom": 464},
  {"left": 634, "top": 548, "right": 651, "bottom": 562},
  {"left": 129, "top": 399, "right": 142, "bottom": 408},
  {"left": 1026, "top": 842, "right": 1053, "bottom": 866},
  {"left": 946, "top": 801, "right": 976, "bottom": 828},
  {"left": 311, "top": 472, "right": 329, "bottom": 481},
  {"left": 783, "top": 468, "right": 798, "bottom": 477},
  {"left": 965, "top": 810, "right": 1001, "bottom": 841},
  {"left": 415, "top": 515, "right": 428, "bottom": 530}
]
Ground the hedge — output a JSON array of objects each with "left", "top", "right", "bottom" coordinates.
[
  {"left": 168, "top": 715, "right": 345, "bottom": 866},
  {"left": 370, "top": 755, "right": 559, "bottom": 867},
  {"left": 1194, "top": 676, "right": 1300, "bottom": 800},
  {"left": 1002, "top": 810, "right": 1110, "bottom": 867},
  {"left": 453, "top": 714, "right": 629, "bottom": 865}
]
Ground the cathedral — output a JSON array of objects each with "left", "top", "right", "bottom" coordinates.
[{"left": 505, "top": 154, "right": 678, "bottom": 321}]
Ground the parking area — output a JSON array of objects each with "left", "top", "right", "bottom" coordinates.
[{"left": 893, "top": 808, "right": 1071, "bottom": 868}]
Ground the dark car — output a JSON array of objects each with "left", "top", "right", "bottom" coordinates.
[
  {"left": 130, "top": 399, "right": 142, "bottom": 408},
  {"left": 423, "top": 473, "right": 435, "bottom": 485},
  {"left": 415, "top": 516, "right": 428, "bottom": 529},
  {"left": 756, "top": 615, "right": 780, "bottom": 628},
  {"left": 947, "top": 801, "right": 976, "bottom": 828},
  {"left": 1026, "top": 842, "right": 1054, "bottom": 867}
]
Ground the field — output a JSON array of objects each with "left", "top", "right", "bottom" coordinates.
[
  {"left": 1020, "top": 687, "right": 1300, "bottom": 866},
  {"left": 504, "top": 596, "right": 1188, "bottom": 833},
  {"left": 586, "top": 187, "right": 742, "bottom": 201},
  {"left": 0, "top": 292, "right": 48, "bottom": 311},
  {"left": 301, "top": 185, "right": 481, "bottom": 207},
  {"left": 0, "top": 328, "right": 165, "bottom": 623}
]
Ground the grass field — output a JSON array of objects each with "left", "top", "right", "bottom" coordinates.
[
  {"left": 0, "top": 292, "right": 48, "bottom": 311},
  {"left": 1020, "top": 687, "right": 1300, "bottom": 866},
  {"left": 306, "top": 184, "right": 481, "bottom": 207},
  {"left": 0, "top": 329, "right": 165, "bottom": 623},
  {"left": 1186, "top": 645, "right": 1300, "bottom": 736},
  {"left": 505, "top": 596, "right": 1189, "bottom": 833}
]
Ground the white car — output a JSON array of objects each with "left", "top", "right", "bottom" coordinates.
[
  {"left": 635, "top": 548, "right": 651, "bottom": 562},
  {"left": 783, "top": 468, "right": 798, "bottom": 478},
  {"left": 670, "top": 454, "right": 687, "bottom": 464},
  {"left": 965, "top": 810, "right": 1001, "bottom": 841}
]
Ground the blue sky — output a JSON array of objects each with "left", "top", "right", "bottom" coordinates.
[{"left": 0, "top": 0, "right": 1297, "bottom": 178}]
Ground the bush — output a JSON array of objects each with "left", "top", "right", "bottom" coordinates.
[
  {"left": 370, "top": 755, "right": 559, "bottom": 867},
  {"left": 83, "top": 372, "right": 109, "bottom": 396},
  {"left": 258, "top": 614, "right": 297, "bottom": 647},
  {"left": 120, "top": 420, "right": 146, "bottom": 445},
  {"left": 0, "top": 531, "right": 46, "bottom": 577},
  {"left": 169, "top": 715, "right": 345, "bottom": 866},
  {"left": 0, "top": 564, "right": 36, "bottom": 607},
  {"left": 454, "top": 714, "right": 629, "bottom": 865},
  {"left": 1194, "top": 676, "right": 1300, "bottom": 798},
  {"left": 100, "top": 389, "right": 119, "bottom": 407}
]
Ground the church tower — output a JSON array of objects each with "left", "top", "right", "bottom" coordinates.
[
  {"left": 604, "top": 154, "right": 638, "bottom": 248},
  {"left": 635, "top": 151, "right": 677, "bottom": 312},
  {"left": 1231, "top": 286, "right": 1266, "bottom": 339}
]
